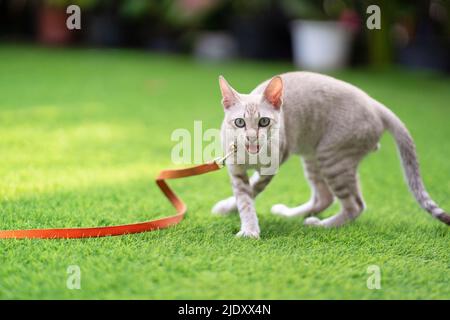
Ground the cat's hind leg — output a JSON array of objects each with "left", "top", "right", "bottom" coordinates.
[
  {"left": 304, "top": 152, "right": 365, "bottom": 227},
  {"left": 212, "top": 196, "right": 237, "bottom": 215},
  {"left": 271, "top": 156, "right": 334, "bottom": 217}
]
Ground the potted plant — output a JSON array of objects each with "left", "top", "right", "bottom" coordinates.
[
  {"left": 37, "top": 0, "right": 96, "bottom": 45},
  {"left": 283, "top": 0, "right": 360, "bottom": 70},
  {"left": 118, "top": 0, "right": 225, "bottom": 53},
  {"left": 183, "top": 0, "right": 239, "bottom": 61},
  {"left": 154, "top": 0, "right": 225, "bottom": 53},
  {"left": 37, "top": 0, "right": 73, "bottom": 45}
]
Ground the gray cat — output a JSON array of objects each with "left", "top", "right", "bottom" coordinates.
[{"left": 212, "top": 72, "right": 449, "bottom": 238}]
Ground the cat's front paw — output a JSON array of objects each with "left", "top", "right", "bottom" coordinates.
[
  {"left": 236, "top": 227, "right": 260, "bottom": 239},
  {"left": 304, "top": 217, "right": 323, "bottom": 227},
  {"left": 211, "top": 197, "right": 237, "bottom": 215}
]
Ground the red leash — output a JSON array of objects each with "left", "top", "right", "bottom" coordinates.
[{"left": 0, "top": 160, "right": 227, "bottom": 239}]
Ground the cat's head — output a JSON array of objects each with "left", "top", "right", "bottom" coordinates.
[{"left": 218, "top": 75, "right": 283, "bottom": 155}]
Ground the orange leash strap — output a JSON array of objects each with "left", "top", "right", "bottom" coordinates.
[{"left": 0, "top": 162, "right": 222, "bottom": 239}]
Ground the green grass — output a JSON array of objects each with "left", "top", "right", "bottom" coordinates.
[{"left": 0, "top": 45, "right": 449, "bottom": 299}]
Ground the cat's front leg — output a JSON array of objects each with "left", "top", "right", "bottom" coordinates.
[
  {"left": 230, "top": 166, "right": 260, "bottom": 239},
  {"left": 212, "top": 171, "right": 273, "bottom": 215}
]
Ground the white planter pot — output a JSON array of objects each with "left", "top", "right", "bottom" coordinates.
[
  {"left": 193, "top": 32, "right": 237, "bottom": 61},
  {"left": 291, "top": 20, "right": 353, "bottom": 70}
]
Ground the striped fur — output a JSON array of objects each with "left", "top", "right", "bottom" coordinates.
[{"left": 213, "top": 72, "right": 449, "bottom": 238}]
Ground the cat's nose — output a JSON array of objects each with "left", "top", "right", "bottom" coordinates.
[{"left": 245, "top": 128, "right": 258, "bottom": 143}]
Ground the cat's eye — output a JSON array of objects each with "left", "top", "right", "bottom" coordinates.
[
  {"left": 258, "top": 117, "right": 270, "bottom": 127},
  {"left": 234, "top": 118, "right": 246, "bottom": 128}
]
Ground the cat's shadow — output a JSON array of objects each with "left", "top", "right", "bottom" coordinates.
[{"left": 243, "top": 212, "right": 449, "bottom": 240}]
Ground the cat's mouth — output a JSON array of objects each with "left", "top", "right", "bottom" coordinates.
[{"left": 245, "top": 143, "right": 260, "bottom": 154}]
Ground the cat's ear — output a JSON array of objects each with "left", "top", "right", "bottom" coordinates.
[
  {"left": 263, "top": 76, "right": 283, "bottom": 110},
  {"left": 219, "top": 75, "right": 240, "bottom": 109}
]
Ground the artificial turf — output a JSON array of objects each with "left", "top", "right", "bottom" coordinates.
[{"left": 0, "top": 45, "right": 449, "bottom": 299}]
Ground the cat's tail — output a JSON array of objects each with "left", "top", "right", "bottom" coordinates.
[{"left": 375, "top": 102, "right": 450, "bottom": 225}]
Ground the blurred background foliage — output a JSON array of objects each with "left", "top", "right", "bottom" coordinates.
[{"left": 0, "top": 0, "right": 449, "bottom": 72}]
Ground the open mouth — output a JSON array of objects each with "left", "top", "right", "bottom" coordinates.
[{"left": 245, "top": 144, "right": 260, "bottom": 154}]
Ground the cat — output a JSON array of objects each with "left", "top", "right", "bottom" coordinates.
[{"left": 212, "top": 72, "right": 449, "bottom": 238}]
